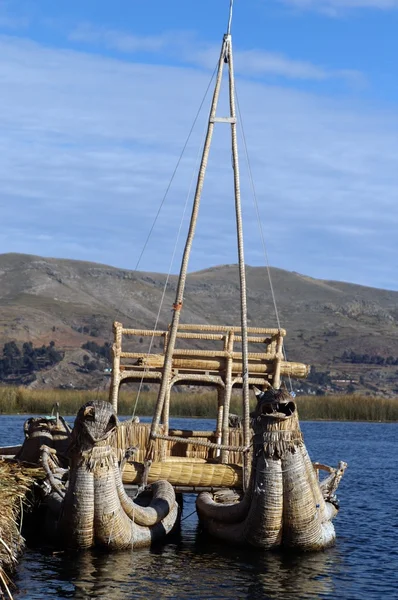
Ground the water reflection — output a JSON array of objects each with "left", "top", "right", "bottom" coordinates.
[
  {"left": 17, "top": 523, "right": 346, "bottom": 600},
  {"left": 193, "top": 531, "right": 344, "bottom": 600},
  {"left": 244, "top": 550, "right": 342, "bottom": 600}
]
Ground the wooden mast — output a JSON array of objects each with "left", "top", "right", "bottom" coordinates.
[{"left": 147, "top": 0, "right": 251, "bottom": 489}]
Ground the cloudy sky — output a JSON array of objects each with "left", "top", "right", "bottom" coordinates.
[{"left": 0, "top": 0, "right": 397, "bottom": 290}]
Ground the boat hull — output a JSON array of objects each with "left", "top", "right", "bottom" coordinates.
[{"left": 196, "top": 391, "right": 346, "bottom": 551}]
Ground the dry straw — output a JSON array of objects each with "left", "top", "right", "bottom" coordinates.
[{"left": 0, "top": 460, "right": 41, "bottom": 599}]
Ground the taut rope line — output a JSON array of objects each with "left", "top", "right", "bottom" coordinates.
[
  {"left": 235, "top": 85, "right": 293, "bottom": 393},
  {"left": 132, "top": 112, "right": 212, "bottom": 419}
]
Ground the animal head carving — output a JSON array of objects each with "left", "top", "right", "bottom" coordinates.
[
  {"left": 73, "top": 400, "right": 118, "bottom": 447},
  {"left": 251, "top": 387, "right": 302, "bottom": 458},
  {"left": 252, "top": 386, "right": 296, "bottom": 421}
]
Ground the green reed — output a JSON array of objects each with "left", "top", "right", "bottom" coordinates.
[
  {"left": 295, "top": 394, "right": 398, "bottom": 422},
  {"left": 0, "top": 387, "right": 396, "bottom": 421}
]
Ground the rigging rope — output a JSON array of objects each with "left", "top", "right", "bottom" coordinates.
[
  {"left": 112, "top": 63, "right": 219, "bottom": 327},
  {"left": 234, "top": 86, "right": 293, "bottom": 392},
  {"left": 94, "top": 65, "right": 218, "bottom": 403},
  {"left": 131, "top": 112, "right": 211, "bottom": 419}
]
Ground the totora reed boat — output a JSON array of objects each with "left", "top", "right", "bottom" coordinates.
[
  {"left": 100, "top": 0, "right": 347, "bottom": 551},
  {"left": 0, "top": 3, "right": 348, "bottom": 592}
]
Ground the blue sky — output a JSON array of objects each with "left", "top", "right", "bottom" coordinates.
[{"left": 0, "top": 0, "right": 397, "bottom": 290}]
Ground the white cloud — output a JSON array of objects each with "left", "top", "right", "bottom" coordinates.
[
  {"left": 197, "top": 47, "right": 363, "bottom": 84},
  {"left": 279, "top": 0, "right": 398, "bottom": 14},
  {"left": 0, "top": 35, "right": 397, "bottom": 290},
  {"left": 69, "top": 23, "right": 177, "bottom": 53},
  {"left": 68, "top": 24, "right": 362, "bottom": 84}
]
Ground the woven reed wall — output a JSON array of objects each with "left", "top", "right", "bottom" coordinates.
[{"left": 111, "top": 422, "right": 245, "bottom": 466}]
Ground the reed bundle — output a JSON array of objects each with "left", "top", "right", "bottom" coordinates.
[
  {"left": 122, "top": 460, "right": 243, "bottom": 488},
  {"left": 137, "top": 355, "right": 309, "bottom": 378},
  {"left": 0, "top": 460, "right": 41, "bottom": 599},
  {"left": 52, "top": 401, "right": 179, "bottom": 550},
  {"left": 196, "top": 390, "right": 346, "bottom": 551}
]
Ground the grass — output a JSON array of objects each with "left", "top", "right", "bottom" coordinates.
[{"left": 0, "top": 386, "right": 397, "bottom": 421}]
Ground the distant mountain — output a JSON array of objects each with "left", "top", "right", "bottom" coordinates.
[{"left": 0, "top": 253, "right": 397, "bottom": 395}]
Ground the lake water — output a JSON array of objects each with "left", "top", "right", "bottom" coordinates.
[{"left": 1, "top": 415, "right": 397, "bottom": 600}]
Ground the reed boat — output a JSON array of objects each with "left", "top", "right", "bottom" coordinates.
[
  {"left": 101, "top": 0, "right": 347, "bottom": 551},
  {"left": 1, "top": 0, "right": 347, "bottom": 563}
]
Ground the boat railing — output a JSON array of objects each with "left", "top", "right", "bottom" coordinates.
[
  {"left": 109, "top": 321, "right": 308, "bottom": 409},
  {"left": 109, "top": 320, "right": 309, "bottom": 466}
]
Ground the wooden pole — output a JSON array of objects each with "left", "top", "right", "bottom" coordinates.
[
  {"left": 221, "top": 331, "right": 235, "bottom": 463},
  {"left": 273, "top": 331, "right": 284, "bottom": 389},
  {"left": 148, "top": 37, "right": 229, "bottom": 444},
  {"left": 215, "top": 386, "right": 224, "bottom": 459},
  {"left": 226, "top": 35, "right": 251, "bottom": 489},
  {"left": 110, "top": 321, "right": 122, "bottom": 412}
]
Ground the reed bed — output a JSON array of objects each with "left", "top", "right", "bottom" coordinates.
[
  {"left": 295, "top": 394, "right": 398, "bottom": 422},
  {"left": 0, "top": 387, "right": 397, "bottom": 421}
]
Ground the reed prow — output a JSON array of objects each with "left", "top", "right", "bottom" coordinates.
[
  {"left": 42, "top": 400, "right": 179, "bottom": 549},
  {"left": 196, "top": 388, "right": 347, "bottom": 551}
]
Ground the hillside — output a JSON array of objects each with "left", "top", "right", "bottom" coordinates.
[{"left": 0, "top": 253, "right": 397, "bottom": 395}]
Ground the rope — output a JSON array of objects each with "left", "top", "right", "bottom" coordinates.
[
  {"left": 95, "top": 63, "right": 218, "bottom": 406},
  {"left": 235, "top": 86, "right": 293, "bottom": 393},
  {"left": 151, "top": 431, "right": 250, "bottom": 453},
  {"left": 131, "top": 88, "right": 215, "bottom": 419},
  {"left": 113, "top": 62, "right": 219, "bottom": 326},
  {"left": 181, "top": 508, "right": 197, "bottom": 522}
]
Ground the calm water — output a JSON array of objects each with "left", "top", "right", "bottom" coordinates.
[{"left": 1, "top": 415, "right": 397, "bottom": 600}]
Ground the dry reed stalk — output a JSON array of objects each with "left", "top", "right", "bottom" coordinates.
[{"left": 0, "top": 460, "right": 41, "bottom": 598}]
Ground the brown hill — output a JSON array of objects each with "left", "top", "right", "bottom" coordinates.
[{"left": 1, "top": 253, "right": 397, "bottom": 395}]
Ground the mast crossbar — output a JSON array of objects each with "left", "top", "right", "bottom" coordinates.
[{"left": 210, "top": 117, "right": 237, "bottom": 124}]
